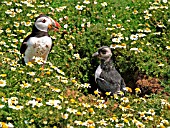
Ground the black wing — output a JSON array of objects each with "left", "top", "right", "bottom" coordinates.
[
  {"left": 99, "top": 67, "right": 126, "bottom": 93},
  {"left": 96, "top": 78, "right": 120, "bottom": 94},
  {"left": 20, "top": 34, "right": 32, "bottom": 54}
]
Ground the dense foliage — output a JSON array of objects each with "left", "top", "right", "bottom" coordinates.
[{"left": 0, "top": 0, "right": 170, "bottom": 127}]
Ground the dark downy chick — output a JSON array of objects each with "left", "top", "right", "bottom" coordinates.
[{"left": 92, "top": 46, "right": 126, "bottom": 96}]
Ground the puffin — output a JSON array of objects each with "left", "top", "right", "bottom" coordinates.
[
  {"left": 20, "top": 14, "right": 61, "bottom": 66},
  {"left": 92, "top": 46, "right": 126, "bottom": 96}
]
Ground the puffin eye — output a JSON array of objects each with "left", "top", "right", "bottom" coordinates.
[
  {"left": 42, "top": 19, "right": 46, "bottom": 23},
  {"left": 102, "top": 51, "right": 106, "bottom": 54},
  {"left": 100, "top": 49, "right": 107, "bottom": 54}
]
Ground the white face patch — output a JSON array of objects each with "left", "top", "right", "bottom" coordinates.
[{"left": 35, "top": 17, "right": 52, "bottom": 32}]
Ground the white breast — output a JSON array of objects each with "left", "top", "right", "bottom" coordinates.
[
  {"left": 95, "top": 65, "right": 102, "bottom": 82},
  {"left": 24, "top": 36, "right": 52, "bottom": 63}
]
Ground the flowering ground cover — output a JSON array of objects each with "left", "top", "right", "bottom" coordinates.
[{"left": 0, "top": 0, "right": 170, "bottom": 127}]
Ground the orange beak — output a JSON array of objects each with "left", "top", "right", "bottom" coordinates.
[
  {"left": 54, "top": 21, "right": 61, "bottom": 32},
  {"left": 48, "top": 17, "right": 61, "bottom": 32}
]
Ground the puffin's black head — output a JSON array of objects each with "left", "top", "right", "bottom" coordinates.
[
  {"left": 33, "top": 14, "right": 61, "bottom": 32},
  {"left": 92, "top": 46, "right": 112, "bottom": 62}
]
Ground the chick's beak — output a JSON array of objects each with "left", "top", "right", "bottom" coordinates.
[{"left": 92, "top": 52, "right": 99, "bottom": 57}]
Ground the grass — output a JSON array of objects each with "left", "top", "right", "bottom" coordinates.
[{"left": 0, "top": 0, "right": 170, "bottom": 127}]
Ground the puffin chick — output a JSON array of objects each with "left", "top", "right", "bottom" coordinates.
[{"left": 92, "top": 46, "right": 126, "bottom": 96}]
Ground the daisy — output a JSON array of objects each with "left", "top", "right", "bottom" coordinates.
[
  {"left": 26, "top": 62, "right": 34, "bottom": 67},
  {"left": 135, "top": 88, "right": 141, "bottom": 93},
  {"left": 8, "top": 97, "right": 18, "bottom": 106},
  {"left": 15, "top": 8, "right": 22, "bottom": 13},
  {"left": 130, "top": 34, "right": 138, "bottom": 40},
  {"left": 87, "top": 22, "right": 91, "bottom": 27},
  {"left": 125, "top": 6, "right": 130, "bottom": 10},
  {"left": 61, "top": 113, "right": 69, "bottom": 119},
  {"left": 162, "top": 0, "right": 168, "bottom": 3},
  {"left": 14, "top": 22, "right": 20, "bottom": 27},
  {"left": 61, "top": 79, "right": 68, "bottom": 84},
  {"left": 75, "top": 5, "right": 84, "bottom": 10},
  {"left": 94, "top": 89, "right": 100, "bottom": 95},
  {"left": 24, "top": 21, "right": 32, "bottom": 26},
  {"left": 110, "top": 116, "right": 119, "bottom": 122},
  {"left": 133, "top": 9, "right": 138, "bottom": 14},
  {"left": 166, "top": 46, "right": 170, "bottom": 50},
  {"left": 27, "top": 72, "right": 36, "bottom": 76},
  {"left": 105, "top": 92, "right": 111, "bottom": 96},
  {"left": 115, "top": 123, "right": 125, "bottom": 128},
  {"left": 33, "top": 56, "right": 44, "bottom": 65},
  {"left": 114, "top": 94, "right": 119, "bottom": 99},
  {"left": 6, "top": 1, "right": 13, "bottom": 6},
  {"left": 0, "top": 104, "right": 5, "bottom": 108},
  {"left": 146, "top": 116, "right": 154, "bottom": 121},
  {"left": 68, "top": 43, "right": 73, "bottom": 50},
  {"left": 96, "top": 119, "right": 108, "bottom": 126},
  {"left": 144, "top": 15, "right": 150, "bottom": 20},
  {"left": 0, "top": 41, "right": 6, "bottom": 45},
  {"left": 94, "top": 1, "right": 97, "bottom": 4},
  {"left": 6, "top": 28, "right": 11, "bottom": 33},
  {"left": 157, "top": 23, "right": 165, "bottom": 28},
  {"left": 101, "top": 2, "right": 107, "bottom": 7},
  {"left": 144, "top": 27, "right": 151, "bottom": 33},
  {"left": 51, "top": 87, "right": 61, "bottom": 92},
  {"left": 136, "top": 122, "right": 145, "bottom": 128},
  {"left": 137, "top": 33, "right": 146, "bottom": 38},
  {"left": 138, "top": 111, "right": 146, "bottom": 118},
  {"left": 158, "top": 63, "right": 164, "bottom": 67},
  {"left": 112, "top": 38, "right": 121, "bottom": 43},
  {"left": 0, "top": 74, "right": 7, "bottom": 77},
  {"left": 116, "top": 24, "right": 122, "bottom": 28},
  {"left": 81, "top": 83, "right": 91, "bottom": 88},
  {"left": 157, "top": 123, "right": 165, "bottom": 128},
  {"left": 161, "top": 119, "right": 169, "bottom": 125},
  {"left": 120, "top": 97, "right": 129, "bottom": 103},
  {"left": 74, "top": 120, "right": 83, "bottom": 126},
  {"left": 82, "top": 103, "right": 90, "bottom": 108},
  {"left": 7, "top": 122, "right": 14, "bottom": 128},
  {"left": 83, "top": 0, "right": 90, "bottom": 4},
  {"left": 10, "top": 105, "right": 24, "bottom": 110},
  {"left": 26, "top": 99, "right": 35, "bottom": 107},
  {"left": 110, "top": 44, "right": 126, "bottom": 49},
  {"left": 18, "top": 30, "right": 26, "bottom": 34},
  {"left": 20, "top": 82, "right": 32, "bottom": 88},
  {"left": 73, "top": 53, "right": 81, "bottom": 59},
  {"left": 106, "top": 27, "right": 114, "bottom": 30},
  {"left": 9, "top": 12, "right": 16, "bottom": 17},
  {"left": 15, "top": 3, "right": 22, "bottom": 6},
  {"left": 46, "top": 100, "right": 61, "bottom": 107},
  {"left": 0, "top": 29, "right": 3, "bottom": 34},
  {"left": 67, "top": 107, "right": 78, "bottom": 114},
  {"left": 130, "top": 48, "right": 139, "bottom": 52},
  {"left": 88, "top": 108, "right": 95, "bottom": 113},
  {"left": 0, "top": 79, "right": 6, "bottom": 87},
  {"left": 147, "top": 109, "right": 155, "bottom": 116},
  {"left": 85, "top": 120, "right": 95, "bottom": 127}
]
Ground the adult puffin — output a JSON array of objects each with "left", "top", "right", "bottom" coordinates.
[
  {"left": 92, "top": 46, "right": 126, "bottom": 96},
  {"left": 20, "top": 14, "right": 61, "bottom": 66}
]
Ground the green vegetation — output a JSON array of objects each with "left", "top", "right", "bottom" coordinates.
[{"left": 0, "top": 0, "right": 170, "bottom": 127}]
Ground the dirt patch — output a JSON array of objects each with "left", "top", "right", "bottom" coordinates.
[{"left": 135, "top": 74, "right": 164, "bottom": 96}]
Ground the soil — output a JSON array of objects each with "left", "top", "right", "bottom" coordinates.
[{"left": 136, "top": 74, "right": 164, "bottom": 95}]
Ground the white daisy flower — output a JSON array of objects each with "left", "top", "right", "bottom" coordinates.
[{"left": 0, "top": 79, "right": 6, "bottom": 87}]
